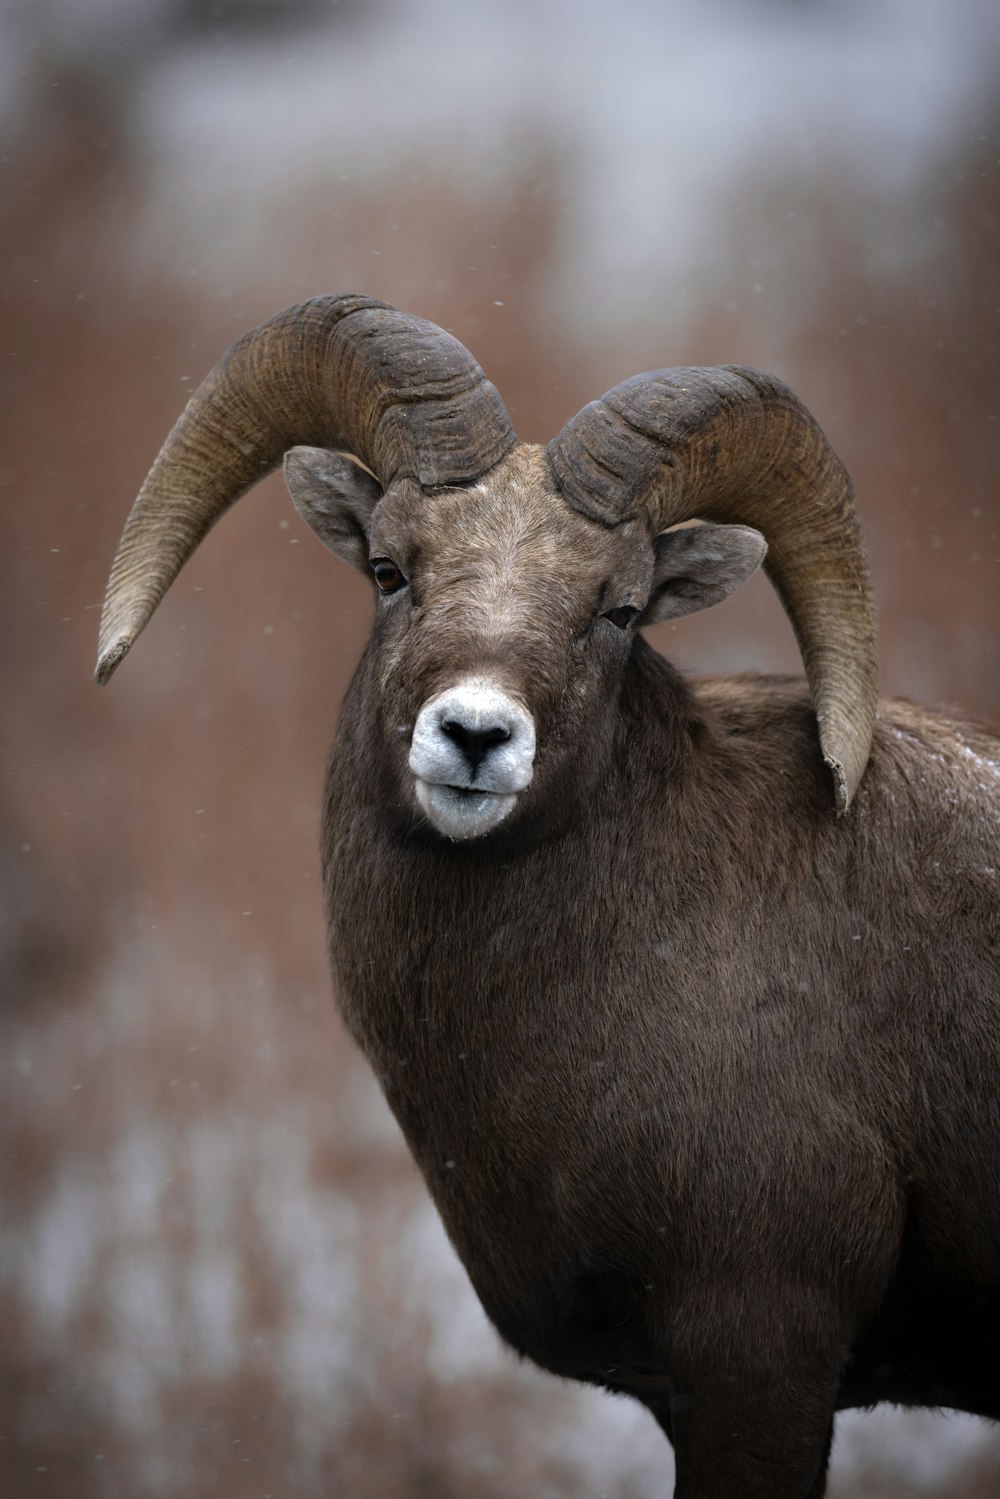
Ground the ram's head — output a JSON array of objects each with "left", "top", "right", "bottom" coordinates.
[{"left": 97, "top": 295, "right": 877, "bottom": 838}]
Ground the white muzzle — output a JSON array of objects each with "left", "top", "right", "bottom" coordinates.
[{"left": 408, "top": 676, "right": 536, "bottom": 840}]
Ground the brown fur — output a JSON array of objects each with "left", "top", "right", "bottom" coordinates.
[{"left": 311, "top": 449, "right": 999, "bottom": 1499}]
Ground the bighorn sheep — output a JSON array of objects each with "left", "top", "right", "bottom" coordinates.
[{"left": 97, "top": 295, "right": 1000, "bottom": 1498}]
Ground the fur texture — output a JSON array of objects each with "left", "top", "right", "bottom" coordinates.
[{"left": 303, "top": 449, "right": 999, "bottom": 1499}]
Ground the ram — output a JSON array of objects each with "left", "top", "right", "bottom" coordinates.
[{"left": 97, "top": 295, "right": 1000, "bottom": 1499}]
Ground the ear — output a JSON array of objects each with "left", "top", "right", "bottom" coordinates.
[
  {"left": 283, "top": 446, "right": 384, "bottom": 574},
  {"left": 641, "top": 524, "right": 767, "bottom": 624}
]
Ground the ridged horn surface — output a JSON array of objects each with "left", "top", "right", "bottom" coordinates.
[
  {"left": 548, "top": 366, "right": 878, "bottom": 812},
  {"left": 96, "top": 294, "right": 515, "bottom": 684}
]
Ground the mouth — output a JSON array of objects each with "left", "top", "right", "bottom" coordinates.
[{"left": 413, "top": 778, "right": 518, "bottom": 840}]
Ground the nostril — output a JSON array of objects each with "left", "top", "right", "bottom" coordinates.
[
  {"left": 480, "top": 724, "right": 511, "bottom": 749},
  {"left": 441, "top": 718, "right": 511, "bottom": 774}
]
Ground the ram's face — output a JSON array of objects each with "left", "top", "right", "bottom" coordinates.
[
  {"left": 376, "top": 449, "right": 657, "bottom": 840},
  {"left": 286, "top": 443, "right": 766, "bottom": 842},
  {"left": 286, "top": 446, "right": 650, "bottom": 839}
]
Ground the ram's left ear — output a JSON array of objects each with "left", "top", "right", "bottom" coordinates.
[
  {"left": 284, "top": 446, "right": 384, "bottom": 574},
  {"left": 641, "top": 524, "right": 767, "bottom": 624}
]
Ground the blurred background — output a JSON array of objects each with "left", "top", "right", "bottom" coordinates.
[{"left": 2, "top": 0, "right": 999, "bottom": 1494}]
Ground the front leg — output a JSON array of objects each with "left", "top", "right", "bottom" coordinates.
[
  {"left": 664, "top": 1289, "right": 843, "bottom": 1499},
  {"left": 666, "top": 1401, "right": 835, "bottom": 1498}
]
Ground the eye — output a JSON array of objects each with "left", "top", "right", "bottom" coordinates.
[
  {"left": 370, "top": 557, "right": 408, "bottom": 594},
  {"left": 603, "top": 605, "right": 639, "bottom": 630}
]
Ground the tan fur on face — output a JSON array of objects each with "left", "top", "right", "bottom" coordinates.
[{"left": 371, "top": 446, "right": 653, "bottom": 710}]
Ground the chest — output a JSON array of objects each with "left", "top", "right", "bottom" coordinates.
[{"left": 324, "top": 806, "right": 683, "bottom": 1288}]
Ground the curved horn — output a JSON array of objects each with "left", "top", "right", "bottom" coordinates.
[
  {"left": 548, "top": 367, "right": 877, "bottom": 813},
  {"left": 96, "top": 294, "right": 515, "bottom": 685}
]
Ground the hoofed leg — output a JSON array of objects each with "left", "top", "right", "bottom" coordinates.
[
  {"left": 669, "top": 1381, "right": 835, "bottom": 1498},
  {"left": 807, "top": 1420, "right": 834, "bottom": 1498},
  {"left": 664, "top": 1293, "right": 843, "bottom": 1499},
  {"left": 648, "top": 1386, "right": 834, "bottom": 1498}
]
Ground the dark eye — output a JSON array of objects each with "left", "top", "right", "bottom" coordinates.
[
  {"left": 603, "top": 605, "right": 639, "bottom": 630},
  {"left": 371, "top": 557, "right": 408, "bottom": 594}
]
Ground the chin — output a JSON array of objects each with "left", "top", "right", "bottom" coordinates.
[{"left": 414, "top": 779, "right": 518, "bottom": 841}]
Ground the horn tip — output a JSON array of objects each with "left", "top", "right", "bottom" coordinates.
[
  {"left": 95, "top": 635, "right": 132, "bottom": 686},
  {"left": 825, "top": 754, "right": 851, "bottom": 816}
]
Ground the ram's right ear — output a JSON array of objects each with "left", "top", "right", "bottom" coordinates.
[{"left": 284, "top": 446, "right": 384, "bottom": 574}]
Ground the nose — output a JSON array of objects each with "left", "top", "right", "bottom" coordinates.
[
  {"left": 441, "top": 717, "right": 511, "bottom": 775},
  {"left": 409, "top": 677, "right": 536, "bottom": 795}
]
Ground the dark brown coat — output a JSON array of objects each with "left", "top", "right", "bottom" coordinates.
[
  {"left": 96, "top": 297, "right": 1000, "bottom": 1499},
  {"left": 325, "top": 638, "right": 999, "bottom": 1498}
]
